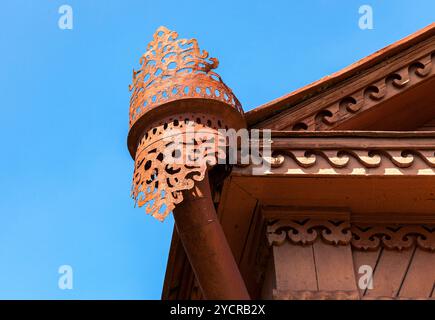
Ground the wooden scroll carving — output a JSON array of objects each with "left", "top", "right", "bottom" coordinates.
[
  {"left": 234, "top": 133, "right": 435, "bottom": 177},
  {"left": 267, "top": 219, "right": 352, "bottom": 246},
  {"left": 268, "top": 149, "right": 435, "bottom": 170},
  {"left": 267, "top": 219, "right": 435, "bottom": 252},
  {"left": 265, "top": 49, "right": 435, "bottom": 131},
  {"left": 295, "top": 53, "right": 434, "bottom": 130},
  {"left": 351, "top": 225, "right": 435, "bottom": 251},
  {"left": 273, "top": 290, "right": 360, "bottom": 300}
]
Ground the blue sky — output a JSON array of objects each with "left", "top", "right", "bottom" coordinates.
[{"left": 0, "top": 0, "right": 433, "bottom": 299}]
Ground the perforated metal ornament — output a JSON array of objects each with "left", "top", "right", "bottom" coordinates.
[{"left": 127, "top": 27, "right": 245, "bottom": 220}]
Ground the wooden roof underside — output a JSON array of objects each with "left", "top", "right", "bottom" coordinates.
[{"left": 162, "top": 24, "right": 435, "bottom": 300}]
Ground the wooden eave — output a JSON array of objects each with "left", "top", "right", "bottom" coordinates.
[
  {"left": 163, "top": 130, "right": 435, "bottom": 299},
  {"left": 216, "top": 130, "right": 435, "bottom": 298},
  {"left": 247, "top": 23, "right": 435, "bottom": 130},
  {"left": 161, "top": 24, "right": 435, "bottom": 300}
]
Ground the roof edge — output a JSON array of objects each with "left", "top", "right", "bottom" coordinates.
[{"left": 245, "top": 23, "right": 435, "bottom": 127}]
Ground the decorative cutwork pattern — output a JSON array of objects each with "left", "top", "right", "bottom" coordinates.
[
  {"left": 246, "top": 148, "right": 435, "bottom": 175},
  {"left": 267, "top": 219, "right": 435, "bottom": 252},
  {"left": 287, "top": 52, "right": 435, "bottom": 131},
  {"left": 362, "top": 296, "right": 435, "bottom": 300},
  {"left": 267, "top": 219, "right": 352, "bottom": 246},
  {"left": 128, "top": 27, "right": 246, "bottom": 220},
  {"left": 351, "top": 225, "right": 435, "bottom": 251},
  {"left": 129, "top": 26, "right": 242, "bottom": 127},
  {"left": 275, "top": 291, "right": 435, "bottom": 300},
  {"left": 273, "top": 290, "right": 360, "bottom": 300},
  {"left": 131, "top": 115, "right": 227, "bottom": 221}
]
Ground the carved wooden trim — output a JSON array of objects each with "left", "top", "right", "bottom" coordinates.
[
  {"left": 290, "top": 52, "right": 435, "bottom": 131},
  {"left": 255, "top": 37, "right": 435, "bottom": 130},
  {"left": 362, "top": 296, "right": 435, "bottom": 300},
  {"left": 267, "top": 219, "right": 352, "bottom": 246},
  {"left": 233, "top": 133, "right": 435, "bottom": 177},
  {"left": 237, "top": 149, "right": 435, "bottom": 176},
  {"left": 351, "top": 225, "right": 435, "bottom": 251},
  {"left": 267, "top": 219, "right": 435, "bottom": 252},
  {"left": 270, "top": 149, "right": 434, "bottom": 169},
  {"left": 274, "top": 292, "right": 435, "bottom": 300},
  {"left": 273, "top": 290, "right": 360, "bottom": 300}
]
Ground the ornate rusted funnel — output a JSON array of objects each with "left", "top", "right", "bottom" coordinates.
[
  {"left": 127, "top": 27, "right": 249, "bottom": 299},
  {"left": 128, "top": 26, "right": 246, "bottom": 221}
]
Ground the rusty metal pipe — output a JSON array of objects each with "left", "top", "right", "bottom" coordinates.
[{"left": 173, "top": 173, "right": 250, "bottom": 300}]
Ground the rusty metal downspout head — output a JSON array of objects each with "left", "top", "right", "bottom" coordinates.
[{"left": 127, "top": 26, "right": 249, "bottom": 299}]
